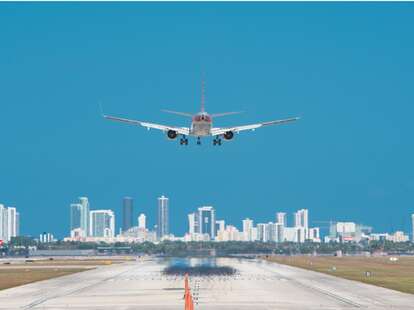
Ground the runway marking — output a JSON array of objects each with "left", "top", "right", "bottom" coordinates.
[
  {"left": 258, "top": 262, "right": 363, "bottom": 308},
  {"left": 21, "top": 263, "right": 142, "bottom": 309}
]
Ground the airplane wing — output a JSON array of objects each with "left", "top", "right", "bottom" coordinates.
[
  {"left": 210, "top": 117, "right": 300, "bottom": 136},
  {"left": 103, "top": 114, "right": 190, "bottom": 136}
]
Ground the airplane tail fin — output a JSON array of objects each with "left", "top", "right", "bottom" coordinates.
[
  {"left": 161, "top": 110, "right": 193, "bottom": 117},
  {"left": 201, "top": 78, "right": 205, "bottom": 112},
  {"left": 211, "top": 111, "right": 244, "bottom": 118}
]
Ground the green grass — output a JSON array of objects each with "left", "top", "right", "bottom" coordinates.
[{"left": 0, "top": 268, "right": 88, "bottom": 290}]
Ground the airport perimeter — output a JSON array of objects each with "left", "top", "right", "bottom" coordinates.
[{"left": 0, "top": 257, "right": 414, "bottom": 309}]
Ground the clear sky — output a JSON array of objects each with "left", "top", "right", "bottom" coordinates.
[{"left": 1, "top": 3, "right": 414, "bottom": 238}]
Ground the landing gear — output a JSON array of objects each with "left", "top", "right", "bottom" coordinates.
[
  {"left": 213, "top": 136, "right": 222, "bottom": 146},
  {"left": 196, "top": 137, "right": 201, "bottom": 145},
  {"left": 179, "top": 136, "right": 188, "bottom": 145}
]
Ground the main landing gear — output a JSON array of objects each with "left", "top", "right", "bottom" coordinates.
[
  {"left": 180, "top": 136, "right": 188, "bottom": 145},
  {"left": 196, "top": 137, "right": 201, "bottom": 145},
  {"left": 213, "top": 136, "right": 222, "bottom": 146}
]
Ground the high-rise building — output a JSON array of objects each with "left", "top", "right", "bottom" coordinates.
[
  {"left": 257, "top": 223, "right": 267, "bottom": 242},
  {"left": 16, "top": 212, "right": 20, "bottom": 237},
  {"left": 242, "top": 218, "right": 254, "bottom": 241},
  {"left": 39, "top": 232, "right": 55, "bottom": 243},
  {"left": 138, "top": 213, "right": 146, "bottom": 230},
  {"left": 328, "top": 222, "right": 363, "bottom": 242},
  {"left": 296, "top": 227, "right": 307, "bottom": 243},
  {"left": 70, "top": 203, "right": 82, "bottom": 233},
  {"left": 157, "top": 195, "right": 169, "bottom": 239},
  {"left": 0, "top": 204, "right": 4, "bottom": 241},
  {"left": 309, "top": 227, "right": 320, "bottom": 241},
  {"left": 79, "top": 197, "right": 90, "bottom": 237},
  {"left": 255, "top": 222, "right": 284, "bottom": 242},
  {"left": 0, "top": 205, "right": 18, "bottom": 242},
  {"left": 284, "top": 227, "right": 298, "bottom": 242},
  {"left": 70, "top": 197, "right": 90, "bottom": 238},
  {"left": 275, "top": 222, "right": 284, "bottom": 242},
  {"left": 122, "top": 197, "right": 134, "bottom": 232},
  {"left": 251, "top": 227, "right": 258, "bottom": 241},
  {"left": 89, "top": 210, "right": 115, "bottom": 237},
  {"left": 6, "top": 207, "right": 17, "bottom": 242},
  {"left": 276, "top": 212, "right": 287, "bottom": 226},
  {"left": 216, "top": 220, "right": 225, "bottom": 233},
  {"left": 293, "top": 209, "right": 309, "bottom": 239},
  {"left": 293, "top": 209, "right": 308, "bottom": 228},
  {"left": 198, "top": 206, "right": 216, "bottom": 239},
  {"left": 412, "top": 214, "right": 414, "bottom": 242},
  {"left": 188, "top": 213, "right": 196, "bottom": 234}
]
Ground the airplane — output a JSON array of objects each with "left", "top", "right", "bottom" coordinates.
[{"left": 102, "top": 82, "right": 300, "bottom": 146}]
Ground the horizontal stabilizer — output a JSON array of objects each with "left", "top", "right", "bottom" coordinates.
[
  {"left": 161, "top": 110, "right": 193, "bottom": 117},
  {"left": 211, "top": 111, "right": 243, "bottom": 118}
]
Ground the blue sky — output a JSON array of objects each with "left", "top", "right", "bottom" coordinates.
[{"left": 1, "top": 3, "right": 414, "bottom": 238}]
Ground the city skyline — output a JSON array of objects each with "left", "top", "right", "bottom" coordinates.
[
  {"left": 1, "top": 194, "right": 413, "bottom": 244},
  {"left": 2, "top": 192, "right": 414, "bottom": 241},
  {"left": 63, "top": 194, "right": 413, "bottom": 243}
]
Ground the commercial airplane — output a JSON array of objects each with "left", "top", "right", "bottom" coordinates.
[{"left": 102, "top": 82, "right": 299, "bottom": 145}]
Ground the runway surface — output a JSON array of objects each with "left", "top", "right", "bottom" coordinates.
[{"left": 0, "top": 257, "right": 413, "bottom": 309}]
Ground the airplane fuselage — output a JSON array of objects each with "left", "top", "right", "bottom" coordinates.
[{"left": 190, "top": 112, "right": 212, "bottom": 136}]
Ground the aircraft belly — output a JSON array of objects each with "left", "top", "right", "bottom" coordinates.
[{"left": 191, "top": 122, "right": 211, "bottom": 136}]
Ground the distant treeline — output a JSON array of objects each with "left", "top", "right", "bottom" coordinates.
[{"left": 4, "top": 237, "right": 414, "bottom": 257}]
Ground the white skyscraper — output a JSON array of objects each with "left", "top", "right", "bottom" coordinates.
[
  {"left": 188, "top": 213, "right": 196, "bottom": 234},
  {"left": 70, "top": 197, "right": 90, "bottom": 238},
  {"left": 275, "top": 222, "right": 284, "bottom": 242},
  {"left": 412, "top": 214, "right": 414, "bottom": 242},
  {"left": 251, "top": 227, "right": 258, "bottom": 241},
  {"left": 157, "top": 195, "right": 169, "bottom": 239},
  {"left": 89, "top": 210, "right": 115, "bottom": 237},
  {"left": 198, "top": 206, "right": 216, "bottom": 239},
  {"left": 216, "top": 220, "right": 225, "bottom": 233},
  {"left": 276, "top": 212, "right": 287, "bottom": 226},
  {"left": 6, "top": 207, "right": 17, "bottom": 242},
  {"left": 79, "top": 197, "right": 90, "bottom": 236},
  {"left": 284, "top": 227, "right": 298, "bottom": 242},
  {"left": 16, "top": 212, "right": 20, "bottom": 237},
  {"left": 242, "top": 218, "right": 254, "bottom": 241},
  {"left": 39, "top": 232, "right": 55, "bottom": 243},
  {"left": 293, "top": 209, "right": 308, "bottom": 228},
  {"left": 293, "top": 209, "right": 309, "bottom": 240},
  {"left": 0, "top": 204, "right": 4, "bottom": 241},
  {"left": 297, "top": 227, "right": 307, "bottom": 243},
  {"left": 309, "top": 227, "right": 320, "bottom": 241},
  {"left": 0, "top": 205, "right": 18, "bottom": 242},
  {"left": 138, "top": 213, "right": 146, "bottom": 230},
  {"left": 257, "top": 223, "right": 268, "bottom": 242}
]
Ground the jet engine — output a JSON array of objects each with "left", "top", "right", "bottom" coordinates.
[
  {"left": 223, "top": 131, "right": 234, "bottom": 140},
  {"left": 167, "top": 130, "right": 178, "bottom": 139}
]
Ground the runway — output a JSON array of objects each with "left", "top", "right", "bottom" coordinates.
[{"left": 0, "top": 257, "right": 413, "bottom": 309}]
